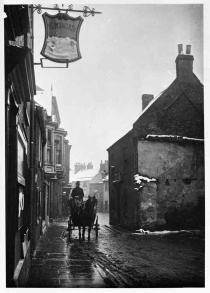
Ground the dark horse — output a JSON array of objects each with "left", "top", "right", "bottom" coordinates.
[{"left": 69, "top": 196, "right": 98, "bottom": 242}]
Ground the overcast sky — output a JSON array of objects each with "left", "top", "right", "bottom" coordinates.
[{"left": 29, "top": 2, "right": 203, "bottom": 171}]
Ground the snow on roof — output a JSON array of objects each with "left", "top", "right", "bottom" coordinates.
[
  {"left": 146, "top": 134, "right": 204, "bottom": 142},
  {"left": 70, "top": 168, "right": 100, "bottom": 183}
]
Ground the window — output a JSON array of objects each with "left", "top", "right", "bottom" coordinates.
[
  {"left": 47, "top": 148, "right": 51, "bottom": 164},
  {"left": 47, "top": 129, "right": 51, "bottom": 146},
  {"left": 36, "top": 187, "right": 41, "bottom": 222},
  {"left": 18, "top": 186, "right": 24, "bottom": 229},
  {"left": 17, "top": 136, "right": 25, "bottom": 178},
  {"left": 105, "top": 181, "right": 108, "bottom": 191},
  {"left": 55, "top": 135, "right": 62, "bottom": 164},
  {"left": 38, "top": 130, "right": 42, "bottom": 164},
  {"left": 47, "top": 129, "right": 52, "bottom": 164}
]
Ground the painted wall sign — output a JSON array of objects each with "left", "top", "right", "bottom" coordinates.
[{"left": 41, "top": 12, "right": 83, "bottom": 63}]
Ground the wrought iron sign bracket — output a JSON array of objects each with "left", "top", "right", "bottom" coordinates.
[{"left": 30, "top": 4, "right": 102, "bottom": 17}]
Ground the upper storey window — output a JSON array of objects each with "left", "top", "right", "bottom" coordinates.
[{"left": 55, "top": 135, "right": 62, "bottom": 164}]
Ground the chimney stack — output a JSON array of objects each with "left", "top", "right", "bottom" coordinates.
[
  {"left": 87, "top": 162, "right": 93, "bottom": 170},
  {"left": 75, "top": 162, "right": 86, "bottom": 173},
  {"left": 142, "top": 94, "right": 154, "bottom": 111},
  {"left": 100, "top": 160, "right": 108, "bottom": 173},
  {"left": 175, "top": 44, "right": 194, "bottom": 81}
]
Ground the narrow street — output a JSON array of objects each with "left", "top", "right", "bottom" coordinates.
[{"left": 26, "top": 213, "right": 205, "bottom": 288}]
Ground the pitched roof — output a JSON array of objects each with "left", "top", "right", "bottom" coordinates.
[
  {"left": 70, "top": 168, "right": 100, "bottom": 182},
  {"left": 133, "top": 77, "right": 203, "bottom": 138}
]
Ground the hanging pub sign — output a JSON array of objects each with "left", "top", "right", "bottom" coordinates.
[{"left": 41, "top": 12, "right": 83, "bottom": 63}]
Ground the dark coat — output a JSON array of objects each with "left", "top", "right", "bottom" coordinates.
[{"left": 71, "top": 186, "right": 84, "bottom": 199}]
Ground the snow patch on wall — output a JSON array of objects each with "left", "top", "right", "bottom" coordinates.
[{"left": 134, "top": 174, "right": 157, "bottom": 190}]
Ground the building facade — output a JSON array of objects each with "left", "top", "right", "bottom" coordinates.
[
  {"left": 107, "top": 45, "right": 204, "bottom": 231},
  {"left": 36, "top": 94, "right": 71, "bottom": 220},
  {"left": 5, "top": 4, "right": 37, "bottom": 287},
  {"left": 89, "top": 160, "right": 109, "bottom": 212},
  {"left": 5, "top": 5, "right": 71, "bottom": 286}
]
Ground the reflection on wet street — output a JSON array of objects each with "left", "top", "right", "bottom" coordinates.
[
  {"left": 26, "top": 212, "right": 204, "bottom": 288},
  {"left": 26, "top": 213, "right": 114, "bottom": 288}
]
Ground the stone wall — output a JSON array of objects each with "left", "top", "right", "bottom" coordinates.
[{"left": 136, "top": 140, "right": 204, "bottom": 230}]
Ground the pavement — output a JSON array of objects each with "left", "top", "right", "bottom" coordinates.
[{"left": 26, "top": 217, "right": 115, "bottom": 288}]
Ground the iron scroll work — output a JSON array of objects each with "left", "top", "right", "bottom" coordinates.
[
  {"left": 32, "top": 4, "right": 101, "bottom": 18},
  {"left": 31, "top": 4, "right": 102, "bottom": 65},
  {"left": 41, "top": 13, "right": 83, "bottom": 63}
]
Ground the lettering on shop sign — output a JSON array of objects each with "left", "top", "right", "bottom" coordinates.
[
  {"left": 48, "top": 22, "right": 76, "bottom": 32},
  {"left": 41, "top": 12, "right": 83, "bottom": 63}
]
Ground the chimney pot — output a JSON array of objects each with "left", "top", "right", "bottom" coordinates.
[
  {"left": 178, "top": 44, "right": 183, "bottom": 55},
  {"left": 175, "top": 45, "right": 194, "bottom": 80},
  {"left": 186, "top": 45, "right": 191, "bottom": 54}
]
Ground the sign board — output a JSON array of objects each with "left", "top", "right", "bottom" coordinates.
[{"left": 41, "top": 12, "right": 83, "bottom": 63}]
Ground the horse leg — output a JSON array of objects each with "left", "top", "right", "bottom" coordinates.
[
  {"left": 82, "top": 226, "right": 85, "bottom": 241},
  {"left": 88, "top": 226, "right": 91, "bottom": 242},
  {"left": 79, "top": 226, "right": 81, "bottom": 242}
]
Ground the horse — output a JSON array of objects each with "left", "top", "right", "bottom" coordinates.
[
  {"left": 80, "top": 196, "right": 98, "bottom": 242},
  {"left": 69, "top": 196, "right": 98, "bottom": 242}
]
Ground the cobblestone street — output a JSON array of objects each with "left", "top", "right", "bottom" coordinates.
[{"left": 26, "top": 213, "right": 205, "bottom": 288}]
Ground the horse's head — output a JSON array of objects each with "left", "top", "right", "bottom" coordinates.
[
  {"left": 84, "top": 196, "right": 97, "bottom": 214},
  {"left": 72, "top": 196, "right": 84, "bottom": 212}
]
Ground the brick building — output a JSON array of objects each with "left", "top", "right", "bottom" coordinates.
[{"left": 107, "top": 45, "right": 204, "bottom": 231}]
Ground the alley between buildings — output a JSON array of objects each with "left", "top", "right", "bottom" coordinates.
[{"left": 26, "top": 213, "right": 204, "bottom": 288}]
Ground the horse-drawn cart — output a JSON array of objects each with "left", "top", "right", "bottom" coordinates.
[{"left": 67, "top": 196, "right": 100, "bottom": 241}]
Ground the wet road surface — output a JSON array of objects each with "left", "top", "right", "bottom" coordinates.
[
  {"left": 26, "top": 214, "right": 114, "bottom": 288},
  {"left": 26, "top": 213, "right": 205, "bottom": 288}
]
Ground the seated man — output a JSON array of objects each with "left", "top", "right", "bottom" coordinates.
[
  {"left": 68, "top": 181, "right": 84, "bottom": 215},
  {"left": 71, "top": 181, "right": 84, "bottom": 200}
]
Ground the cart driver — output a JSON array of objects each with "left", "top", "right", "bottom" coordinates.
[{"left": 71, "top": 181, "right": 84, "bottom": 201}]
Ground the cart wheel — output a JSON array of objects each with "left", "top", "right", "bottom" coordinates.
[{"left": 95, "top": 215, "right": 99, "bottom": 239}]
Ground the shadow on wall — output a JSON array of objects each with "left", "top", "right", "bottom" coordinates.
[{"left": 163, "top": 197, "right": 205, "bottom": 230}]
